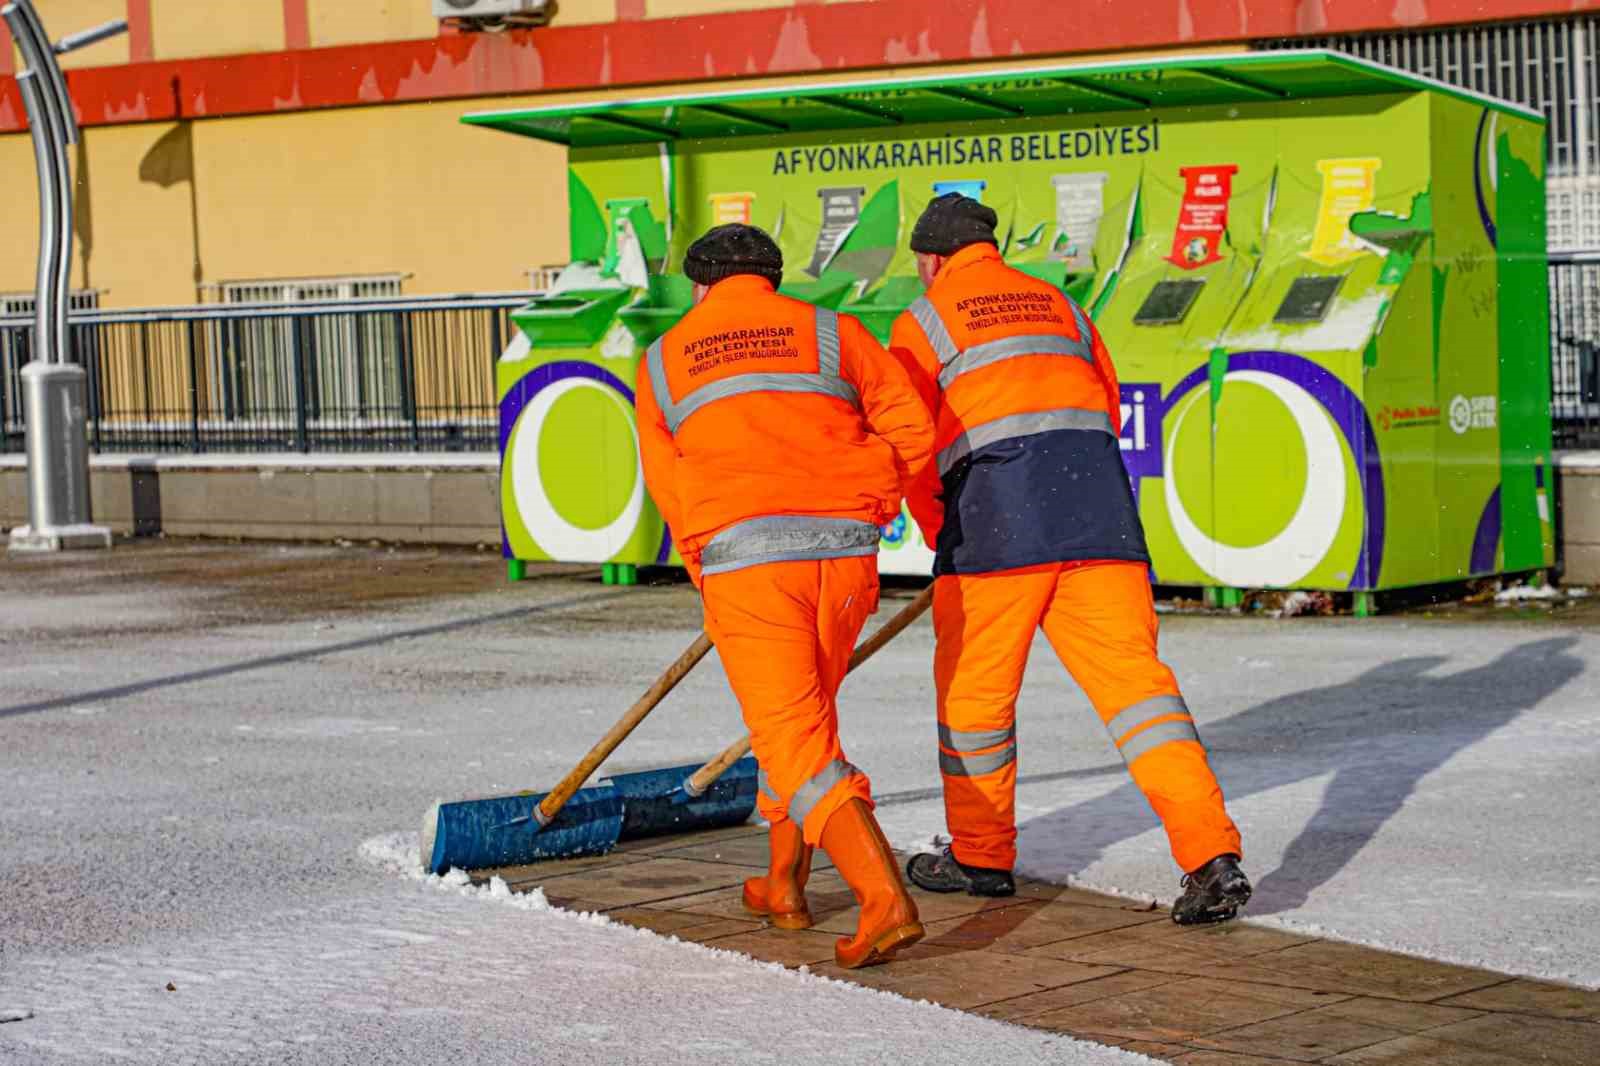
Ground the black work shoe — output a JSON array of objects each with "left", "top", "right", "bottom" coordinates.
[
  {"left": 1171, "top": 853, "right": 1252, "bottom": 925},
  {"left": 906, "top": 847, "right": 1015, "bottom": 897}
]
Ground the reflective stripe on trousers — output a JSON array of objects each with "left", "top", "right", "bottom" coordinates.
[
  {"left": 787, "top": 757, "right": 860, "bottom": 826},
  {"left": 699, "top": 515, "right": 882, "bottom": 576},
  {"left": 1104, "top": 694, "right": 1202, "bottom": 764},
  {"left": 937, "top": 722, "right": 1017, "bottom": 778},
  {"left": 646, "top": 307, "right": 857, "bottom": 434}
]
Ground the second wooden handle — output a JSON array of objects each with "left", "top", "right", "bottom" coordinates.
[
  {"left": 537, "top": 631, "right": 715, "bottom": 825},
  {"left": 682, "top": 583, "right": 934, "bottom": 796}
]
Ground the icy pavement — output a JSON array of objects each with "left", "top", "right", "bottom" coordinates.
[
  {"left": 2, "top": 544, "right": 1598, "bottom": 1063},
  {"left": 0, "top": 544, "right": 1151, "bottom": 1065}
]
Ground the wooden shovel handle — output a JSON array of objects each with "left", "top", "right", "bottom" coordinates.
[
  {"left": 537, "top": 631, "right": 715, "bottom": 825},
  {"left": 682, "top": 583, "right": 934, "bottom": 796}
]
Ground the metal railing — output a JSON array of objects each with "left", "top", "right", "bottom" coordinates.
[
  {"left": 3, "top": 279, "right": 1597, "bottom": 455},
  {"left": 1, "top": 293, "right": 522, "bottom": 454},
  {"left": 1551, "top": 253, "right": 1600, "bottom": 448}
]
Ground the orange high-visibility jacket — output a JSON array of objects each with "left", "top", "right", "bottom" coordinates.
[
  {"left": 890, "top": 243, "right": 1147, "bottom": 575},
  {"left": 636, "top": 275, "right": 935, "bottom": 582}
]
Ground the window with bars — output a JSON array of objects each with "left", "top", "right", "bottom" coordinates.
[
  {"left": 1, "top": 290, "right": 102, "bottom": 315},
  {"left": 1262, "top": 15, "right": 1600, "bottom": 250},
  {"left": 209, "top": 275, "right": 407, "bottom": 429}
]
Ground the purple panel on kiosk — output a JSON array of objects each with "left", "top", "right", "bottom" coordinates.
[
  {"left": 498, "top": 360, "right": 673, "bottom": 565},
  {"left": 1119, "top": 352, "right": 1386, "bottom": 589}
]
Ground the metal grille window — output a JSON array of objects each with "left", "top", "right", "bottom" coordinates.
[
  {"left": 1264, "top": 16, "right": 1599, "bottom": 250},
  {"left": 1551, "top": 253, "right": 1600, "bottom": 445},
  {"left": 211, "top": 275, "right": 407, "bottom": 435}
]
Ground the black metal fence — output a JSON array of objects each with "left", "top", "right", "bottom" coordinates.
[
  {"left": 1551, "top": 254, "right": 1600, "bottom": 448},
  {"left": 3, "top": 279, "right": 1599, "bottom": 454},
  {"left": 0, "top": 294, "right": 521, "bottom": 454}
]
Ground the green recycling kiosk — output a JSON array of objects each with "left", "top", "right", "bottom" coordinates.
[{"left": 468, "top": 50, "right": 1554, "bottom": 604}]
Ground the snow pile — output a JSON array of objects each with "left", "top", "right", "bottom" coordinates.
[
  {"left": 361, "top": 831, "right": 595, "bottom": 921},
  {"left": 1495, "top": 584, "right": 1564, "bottom": 603},
  {"left": 1272, "top": 590, "right": 1334, "bottom": 618}
]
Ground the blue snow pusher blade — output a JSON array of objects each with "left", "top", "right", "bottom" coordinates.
[
  {"left": 422, "top": 784, "right": 626, "bottom": 875},
  {"left": 606, "top": 756, "right": 760, "bottom": 841}
]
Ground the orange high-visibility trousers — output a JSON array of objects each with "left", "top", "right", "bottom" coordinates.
[
  {"left": 702, "top": 555, "right": 879, "bottom": 845},
  {"left": 933, "top": 560, "right": 1241, "bottom": 874}
]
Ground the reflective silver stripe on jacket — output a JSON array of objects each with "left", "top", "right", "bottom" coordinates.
[
  {"left": 787, "top": 757, "right": 860, "bottom": 826},
  {"left": 645, "top": 308, "right": 857, "bottom": 434},
  {"left": 699, "top": 515, "right": 882, "bottom": 576},
  {"left": 908, "top": 296, "right": 958, "bottom": 364},
  {"left": 909, "top": 293, "right": 1095, "bottom": 384},
  {"left": 1106, "top": 694, "right": 1203, "bottom": 765},
  {"left": 936, "top": 406, "right": 1116, "bottom": 475},
  {"left": 937, "top": 333, "right": 1093, "bottom": 389}
]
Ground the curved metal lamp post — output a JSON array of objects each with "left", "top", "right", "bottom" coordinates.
[{"left": 4, "top": 1, "right": 125, "bottom": 552}]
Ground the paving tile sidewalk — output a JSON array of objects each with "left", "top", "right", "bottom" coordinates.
[{"left": 474, "top": 826, "right": 1599, "bottom": 1065}]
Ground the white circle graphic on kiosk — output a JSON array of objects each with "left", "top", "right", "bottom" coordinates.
[
  {"left": 1162, "top": 369, "right": 1350, "bottom": 588},
  {"left": 510, "top": 374, "right": 646, "bottom": 561}
]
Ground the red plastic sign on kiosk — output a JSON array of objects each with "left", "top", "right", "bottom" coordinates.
[{"left": 1167, "top": 164, "right": 1238, "bottom": 269}]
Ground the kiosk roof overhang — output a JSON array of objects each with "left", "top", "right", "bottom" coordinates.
[{"left": 461, "top": 49, "right": 1542, "bottom": 148}]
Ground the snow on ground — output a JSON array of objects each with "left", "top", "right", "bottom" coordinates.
[
  {"left": 1, "top": 836, "right": 1148, "bottom": 1066},
  {"left": 0, "top": 546, "right": 1152, "bottom": 1066},
  {"left": 2, "top": 543, "right": 1598, "bottom": 1063}
]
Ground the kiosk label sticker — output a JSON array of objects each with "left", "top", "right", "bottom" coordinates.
[
  {"left": 708, "top": 192, "right": 756, "bottom": 225},
  {"left": 1167, "top": 164, "right": 1238, "bottom": 269},
  {"left": 1305, "top": 158, "right": 1382, "bottom": 266},
  {"left": 808, "top": 186, "right": 865, "bottom": 277},
  {"left": 1050, "top": 172, "right": 1109, "bottom": 271}
]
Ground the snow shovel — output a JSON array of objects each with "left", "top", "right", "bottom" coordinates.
[
  {"left": 421, "top": 633, "right": 715, "bottom": 873},
  {"left": 421, "top": 584, "right": 933, "bottom": 874}
]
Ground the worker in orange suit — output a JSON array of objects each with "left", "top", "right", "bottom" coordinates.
[
  {"left": 635, "top": 224, "right": 935, "bottom": 967},
  {"left": 889, "top": 194, "right": 1251, "bottom": 925}
]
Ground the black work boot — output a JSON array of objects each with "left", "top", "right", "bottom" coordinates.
[
  {"left": 906, "top": 846, "right": 1015, "bottom": 898},
  {"left": 1171, "top": 853, "right": 1252, "bottom": 925}
]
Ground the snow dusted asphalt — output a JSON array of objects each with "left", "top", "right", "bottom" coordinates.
[{"left": 2, "top": 543, "right": 1597, "bottom": 1063}]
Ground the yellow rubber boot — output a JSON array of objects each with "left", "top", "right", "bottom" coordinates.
[
  {"left": 820, "top": 799, "right": 924, "bottom": 968},
  {"left": 742, "top": 816, "right": 814, "bottom": 929}
]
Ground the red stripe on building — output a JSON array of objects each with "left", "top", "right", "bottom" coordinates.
[
  {"left": 126, "top": 0, "right": 154, "bottom": 64},
  {"left": 1, "top": 0, "right": 1593, "bottom": 134},
  {"left": 283, "top": 0, "right": 311, "bottom": 50}
]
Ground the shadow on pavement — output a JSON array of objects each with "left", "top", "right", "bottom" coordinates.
[
  {"left": 1007, "top": 636, "right": 1584, "bottom": 914},
  {"left": 0, "top": 589, "right": 628, "bottom": 721}
]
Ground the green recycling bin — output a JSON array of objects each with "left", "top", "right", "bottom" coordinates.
[{"left": 470, "top": 50, "right": 1553, "bottom": 592}]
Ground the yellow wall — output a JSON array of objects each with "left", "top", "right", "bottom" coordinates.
[
  {"left": 551, "top": 0, "right": 622, "bottom": 27},
  {"left": 17, "top": 0, "right": 130, "bottom": 69},
  {"left": 307, "top": 0, "right": 439, "bottom": 48},
  {"left": 152, "top": 0, "right": 285, "bottom": 60},
  {"left": 190, "top": 98, "right": 569, "bottom": 298},
  {"left": 1, "top": 122, "right": 198, "bottom": 308},
  {"left": 0, "top": 44, "right": 1244, "bottom": 308}
]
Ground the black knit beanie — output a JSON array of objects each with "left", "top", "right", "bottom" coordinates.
[
  {"left": 910, "top": 193, "right": 999, "bottom": 255},
  {"left": 683, "top": 224, "right": 784, "bottom": 288}
]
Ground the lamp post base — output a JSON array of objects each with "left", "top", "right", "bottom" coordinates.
[{"left": 8, "top": 523, "right": 113, "bottom": 552}]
